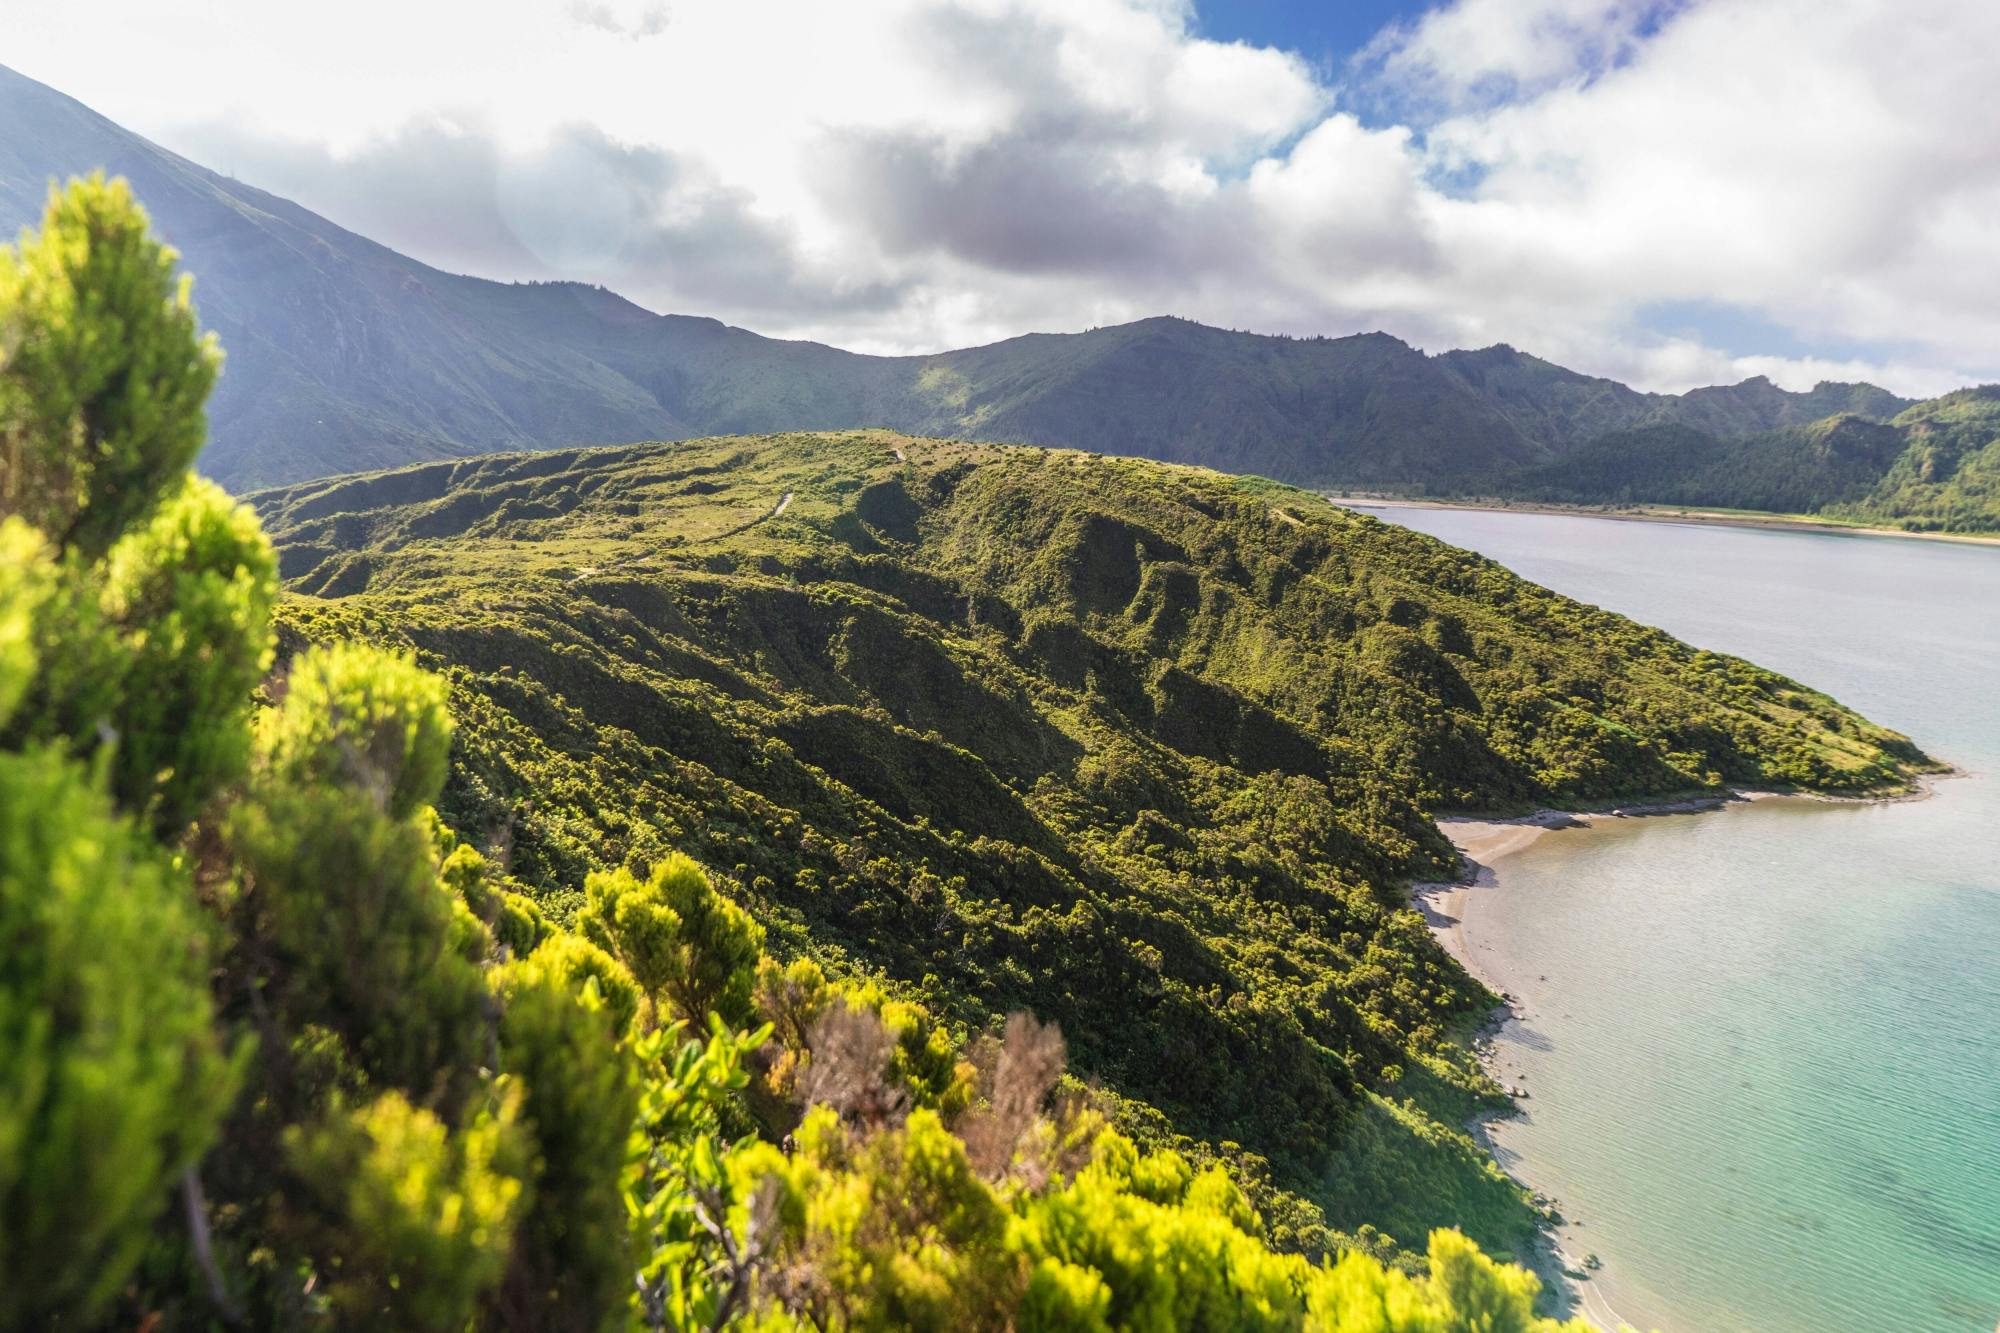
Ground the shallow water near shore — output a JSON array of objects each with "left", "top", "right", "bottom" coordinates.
[{"left": 1367, "top": 505, "right": 2000, "bottom": 1333}]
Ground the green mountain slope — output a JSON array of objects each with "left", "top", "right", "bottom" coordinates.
[
  {"left": 1498, "top": 415, "right": 1906, "bottom": 513},
  {"left": 1831, "top": 388, "right": 2000, "bottom": 530},
  {"left": 252, "top": 430, "right": 1931, "bottom": 1253},
  {"left": 1434, "top": 347, "right": 1908, "bottom": 454},
  {"left": 4, "top": 63, "right": 1920, "bottom": 499},
  {"left": 1484, "top": 390, "right": 2000, "bottom": 532},
  {"left": 0, "top": 62, "right": 694, "bottom": 491}
]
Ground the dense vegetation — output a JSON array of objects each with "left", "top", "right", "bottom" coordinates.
[
  {"left": 1493, "top": 416, "right": 1904, "bottom": 516},
  {"left": 1824, "top": 390, "right": 2000, "bottom": 531},
  {"left": 252, "top": 420, "right": 1933, "bottom": 1212},
  {"left": 0, "top": 179, "right": 1691, "bottom": 1331},
  {"left": 4, "top": 62, "right": 1929, "bottom": 502},
  {"left": 1486, "top": 394, "right": 2000, "bottom": 533}
]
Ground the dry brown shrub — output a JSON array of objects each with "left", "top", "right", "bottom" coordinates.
[{"left": 796, "top": 1001, "right": 909, "bottom": 1132}]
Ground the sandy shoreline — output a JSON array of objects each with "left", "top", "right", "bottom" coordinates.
[
  {"left": 1337, "top": 496, "right": 2000, "bottom": 549},
  {"left": 1416, "top": 792, "right": 1788, "bottom": 980},
  {"left": 1413, "top": 777, "right": 1955, "bottom": 1331},
  {"left": 1415, "top": 791, "right": 1814, "bottom": 1332}
]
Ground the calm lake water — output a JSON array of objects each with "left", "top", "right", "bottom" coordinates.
[{"left": 1360, "top": 506, "right": 2000, "bottom": 1333}]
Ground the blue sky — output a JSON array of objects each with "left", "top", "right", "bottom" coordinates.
[
  {"left": 4, "top": 0, "right": 1993, "bottom": 396},
  {"left": 1195, "top": 0, "right": 1424, "bottom": 72}
]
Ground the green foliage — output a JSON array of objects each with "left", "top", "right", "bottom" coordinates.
[
  {"left": 738, "top": 1105, "right": 1021, "bottom": 1328},
  {"left": 1015, "top": 1133, "right": 1310, "bottom": 1331},
  {"left": 728, "top": 1104, "right": 1601, "bottom": 1333},
  {"left": 0, "top": 182, "right": 635, "bottom": 1331},
  {"left": 1, "top": 480, "right": 275, "bottom": 836},
  {"left": 100, "top": 475, "right": 275, "bottom": 830},
  {"left": 0, "top": 173, "right": 218, "bottom": 558},
  {"left": 581, "top": 851, "right": 765, "bottom": 1028},
  {"left": 254, "top": 430, "right": 1926, "bottom": 1243},
  {"left": 524, "top": 930, "right": 645, "bottom": 1039},
  {"left": 441, "top": 837, "right": 548, "bottom": 956},
  {"left": 1485, "top": 390, "right": 2000, "bottom": 534},
  {"left": 627, "top": 1016, "right": 771, "bottom": 1331},
  {"left": 1305, "top": 1229, "right": 1591, "bottom": 1332},
  {"left": 0, "top": 179, "right": 246, "bottom": 1323},
  {"left": 0, "top": 518, "right": 53, "bottom": 727},
  {"left": 1319, "top": 1095, "right": 1535, "bottom": 1260},
  {"left": 0, "top": 183, "right": 1808, "bottom": 1332},
  {"left": 283, "top": 1085, "right": 528, "bottom": 1330},
  {"left": 489, "top": 952, "right": 642, "bottom": 1330},
  {"left": 258, "top": 640, "right": 452, "bottom": 819},
  {"left": 0, "top": 745, "right": 238, "bottom": 1325},
  {"left": 232, "top": 775, "right": 492, "bottom": 1100},
  {"left": 1828, "top": 388, "right": 2000, "bottom": 532},
  {"left": 0, "top": 181, "right": 271, "bottom": 835}
]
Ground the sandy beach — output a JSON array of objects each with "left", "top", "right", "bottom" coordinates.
[
  {"left": 1413, "top": 811, "right": 1578, "bottom": 973},
  {"left": 1418, "top": 810, "right": 1646, "bottom": 1331},
  {"left": 1416, "top": 794, "right": 1774, "bottom": 980}
]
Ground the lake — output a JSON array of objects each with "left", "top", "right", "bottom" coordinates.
[{"left": 1356, "top": 506, "right": 2000, "bottom": 1333}]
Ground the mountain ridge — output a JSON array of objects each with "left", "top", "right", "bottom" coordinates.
[
  {"left": 0, "top": 62, "right": 697, "bottom": 488},
  {"left": 1, "top": 61, "right": 1928, "bottom": 499}
]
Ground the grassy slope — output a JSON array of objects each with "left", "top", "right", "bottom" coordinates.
[{"left": 253, "top": 430, "right": 1931, "bottom": 1260}]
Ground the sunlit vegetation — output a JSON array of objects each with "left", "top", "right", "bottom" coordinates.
[
  {"left": 1827, "top": 389, "right": 2000, "bottom": 531},
  {"left": 4, "top": 177, "right": 1931, "bottom": 1328},
  {"left": 250, "top": 308, "right": 1929, "bottom": 1255}
]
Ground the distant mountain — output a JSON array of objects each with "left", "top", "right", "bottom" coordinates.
[
  {"left": 1434, "top": 345, "right": 1910, "bottom": 452},
  {"left": 1489, "top": 390, "right": 2000, "bottom": 532},
  {"left": 0, "top": 63, "right": 692, "bottom": 490},
  {"left": 1829, "top": 389, "right": 2000, "bottom": 530},
  {"left": 1, "top": 63, "right": 1948, "bottom": 504}
]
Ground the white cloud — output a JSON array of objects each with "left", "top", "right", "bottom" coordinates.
[
  {"left": 1365, "top": 0, "right": 1669, "bottom": 110},
  {"left": 5, "top": 0, "right": 1997, "bottom": 396},
  {"left": 1630, "top": 340, "right": 1965, "bottom": 401}
]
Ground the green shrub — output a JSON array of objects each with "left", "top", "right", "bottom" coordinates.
[
  {"left": 258, "top": 641, "right": 452, "bottom": 820},
  {"left": 0, "top": 174, "right": 217, "bottom": 559},
  {"left": 581, "top": 852, "right": 764, "bottom": 1028},
  {"left": 284, "top": 1086, "right": 528, "bottom": 1329},
  {"left": 0, "top": 745, "right": 238, "bottom": 1323}
]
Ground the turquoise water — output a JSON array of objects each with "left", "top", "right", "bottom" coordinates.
[{"left": 1363, "top": 507, "right": 2000, "bottom": 1333}]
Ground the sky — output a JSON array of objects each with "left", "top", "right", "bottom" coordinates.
[{"left": 6, "top": 0, "right": 1997, "bottom": 396}]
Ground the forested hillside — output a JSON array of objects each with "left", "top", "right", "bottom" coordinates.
[
  {"left": 1827, "top": 389, "right": 2000, "bottom": 530},
  {"left": 1486, "top": 391, "right": 2000, "bottom": 533},
  {"left": 251, "top": 423, "right": 1930, "bottom": 1250},
  {"left": 0, "top": 178, "right": 1604, "bottom": 1332}
]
